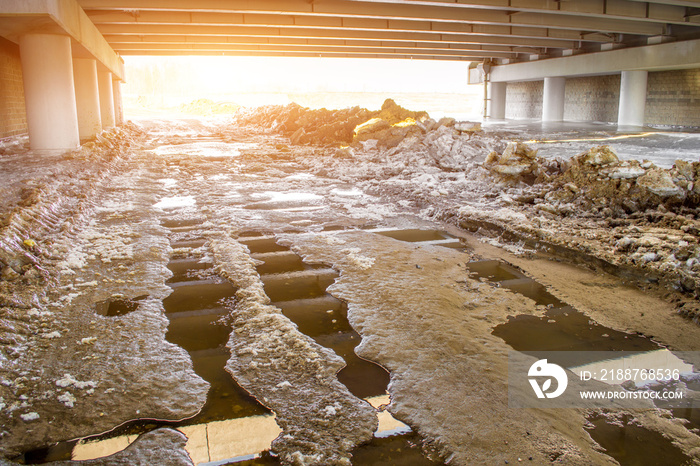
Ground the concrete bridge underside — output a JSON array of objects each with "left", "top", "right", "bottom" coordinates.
[{"left": 3, "top": 0, "right": 700, "bottom": 150}]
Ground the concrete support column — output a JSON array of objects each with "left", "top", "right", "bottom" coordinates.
[
  {"left": 98, "top": 70, "right": 115, "bottom": 128},
  {"left": 73, "top": 58, "right": 102, "bottom": 140},
  {"left": 488, "top": 82, "right": 507, "bottom": 119},
  {"left": 618, "top": 70, "right": 648, "bottom": 128},
  {"left": 19, "top": 34, "right": 79, "bottom": 151},
  {"left": 112, "top": 78, "right": 124, "bottom": 125},
  {"left": 542, "top": 77, "right": 566, "bottom": 122}
]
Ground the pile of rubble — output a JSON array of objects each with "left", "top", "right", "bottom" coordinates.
[
  {"left": 233, "top": 98, "right": 483, "bottom": 149},
  {"left": 485, "top": 143, "right": 700, "bottom": 215},
  {"left": 233, "top": 101, "right": 375, "bottom": 146}
]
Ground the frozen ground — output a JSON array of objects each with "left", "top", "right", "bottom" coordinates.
[{"left": 0, "top": 108, "right": 699, "bottom": 465}]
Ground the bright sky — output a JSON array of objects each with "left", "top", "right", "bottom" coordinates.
[
  {"left": 124, "top": 55, "right": 475, "bottom": 94},
  {"left": 122, "top": 56, "right": 483, "bottom": 118}
]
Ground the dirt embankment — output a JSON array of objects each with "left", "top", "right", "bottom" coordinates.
[{"left": 231, "top": 102, "right": 700, "bottom": 324}]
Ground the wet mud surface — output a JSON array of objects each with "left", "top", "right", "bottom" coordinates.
[{"left": 0, "top": 112, "right": 699, "bottom": 465}]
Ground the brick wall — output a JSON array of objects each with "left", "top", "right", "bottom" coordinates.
[
  {"left": 505, "top": 81, "right": 543, "bottom": 119},
  {"left": 564, "top": 75, "right": 620, "bottom": 123},
  {"left": 646, "top": 69, "right": 700, "bottom": 127},
  {"left": 0, "top": 37, "right": 27, "bottom": 138}
]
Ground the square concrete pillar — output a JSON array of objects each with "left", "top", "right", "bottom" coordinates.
[
  {"left": 488, "top": 82, "right": 507, "bottom": 120},
  {"left": 618, "top": 70, "right": 648, "bottom": 129},
  {"left": 112, "top": 78, "right": 124, "bottom": 125},
  {"left": 73, "top": 58, "right": 102, "bottom": 140},
  {"left": 19, "top": 34, "right": 79, "bottom": 152},
  {"left": 98, "top": 70, "right": 116, "bottom": 128},
  {"left": 542, "top": 77, "right": 566, "bottom": 122}
]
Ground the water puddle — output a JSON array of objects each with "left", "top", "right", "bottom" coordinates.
[
  {"left": 585, "top": 413, "right": 694, "bottom": 466},
  {"left": 247, "top": 233, "right": 447, "bottom": 465},
  {"left": 248, "top": 236, "right": 390, "bottom": 399},
  {"left": 477, "top": 259, "right": 698, "bottom": 464},
  {"left": 17, "top": 219, "right": 279, "bottom": 465},
  {"left": 94, "top": 295, "right": 148, "bottom": 317},
  {"left": 368, "top": 228, "right": 466, "bottom": 251}
]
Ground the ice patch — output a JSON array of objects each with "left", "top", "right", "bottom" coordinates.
[
  {"left": 44, "top": 331, "right": 61, "bottom": 339},
  {"left": 263, "top": 192, "right": 323, "bottom": 203},
  {"left": 58, "top": 392, "right": 76, "bottom": 408},
  {"left": 56, "top": 374, "right": 98, "bottom": 390},
  {"left": 341, "top": 248, "right": 375, "bottom": 270},
  {"left": 158, "top": 178, "right": 178, "bottom": 188},
  {"left": 331, "top": 187, "right": 364, "bottom": 197},
  {"left": 20, "top": 412, "right": 39, "bottom": 421},
  {"left": 317, "top": 235, "right": 347, "bottom": 246},
  {"left": 151, "top": 142, "right": 255, "bottom": 157},
  {"left": 285, "top": 173, "right": 315, "bottom": 181},
  {"left": 154, "top": 196, "right": 196, "bottom": 209}
]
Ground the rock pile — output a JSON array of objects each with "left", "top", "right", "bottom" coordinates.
[
  {"left": 233, "top": 102, "right": 374, "bottom": 146},
  {"left": 233, "top": 98, "right": 483, "bottom": 150},
  {"left": 483, "top": 142, "right": 563, "bottom": 184},
  {"left": 486, "top": 144, "right": 700, "bottom": 215}
]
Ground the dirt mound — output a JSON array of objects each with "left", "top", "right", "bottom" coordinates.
[
  {"left": 483, "top": 141, "right": 562, "bottom": 184},
  {"left": 232, "top": 98, "right": 449, "bottom": 149},
  {"left": 486, "top": 144, "right": 700, "bottom": 214},
  {"left": 233, "top": 102, "right": 375, "bottom": 146}
]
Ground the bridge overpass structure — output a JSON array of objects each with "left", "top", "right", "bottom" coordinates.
[{"left": 2, "top": 0, "right": 700, "bottom": 151}]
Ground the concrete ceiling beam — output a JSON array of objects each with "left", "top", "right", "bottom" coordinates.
[
  {"left": 95, "top": 24, "right": 575, "bottom": 49},
  {"left": 78, "top": 0, "right": 669, "bottom": 35},
  {"left": 87, "top": 13, "right": 613, "bottom": 44},
  {"left": 101, "top": 34, "right": 542, "bottom": 54},
  {"left": 116, "top": 49, "right": 476, "bottom": 59},
  {"left": 109, "top": 42, "right": 517, "bottom": 58},
  {"left": 628, "top": 0, "right": 700, "bottom": 8},
  {"left": 337, "top": 0, "right": 693, "bottom": 26}
]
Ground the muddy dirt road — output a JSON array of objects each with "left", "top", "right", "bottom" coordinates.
[{"left": 0, "top": 115, "right": 699, "bottom": 465}]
